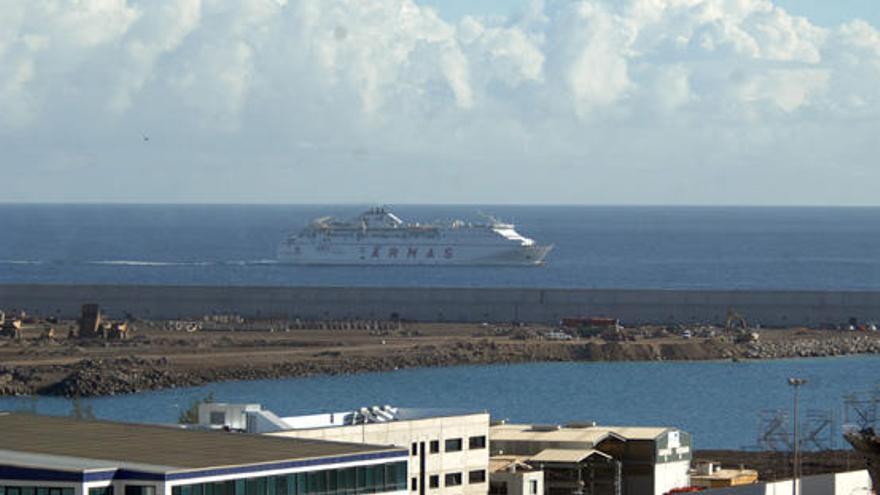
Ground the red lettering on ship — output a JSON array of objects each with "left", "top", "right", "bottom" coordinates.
[
  {"left": 371, "top": 247, "right": 381, "bottom": 258},
  {"left": 426, "top": 248, "right": 435, "bottom": 258},
  {"left": 407, "top": 247, "right": 418, "bottom": 258},
  {"left": 443, "top": 247, "right": 454, "bottom": 259},
  {"left": 388, "top": 247, "right": 399, "bottom": 258}
]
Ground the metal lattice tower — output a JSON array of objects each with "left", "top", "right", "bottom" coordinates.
[
  {"left": 756, "top": 409, "right": 792, "bottom": 451},
  {"left": 844, "top": 388, "right": 880, "bottom": 430},
  {"left": 800, "top": 409, "right": 836, "bottom": 451}
]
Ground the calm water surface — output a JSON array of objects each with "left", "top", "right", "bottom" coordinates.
[
  {"left": 1, "top": 205, "right": 880, "bottom": 289},
  {"left": 2, "top": 357, "right": 878, "bottom": 449}
]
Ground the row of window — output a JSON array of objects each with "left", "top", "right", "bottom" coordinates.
[
  {"left": 1, "top": 487, "right": 74, "bottom": 495},
  {"left": 410, "top": 470, "right": 486, "bottom": 491},
  {"left": 170, "top": 462, "right": 407, "bottom": 495},
  {"left": 409, "top": 435, "right": 486, "bottom": 456},
  {"left": 86, "top": 485, "right": 154, "bottom": 495}
]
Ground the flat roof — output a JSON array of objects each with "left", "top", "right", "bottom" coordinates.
[
  {"left": 490, "top": 424, "right": 671, "bottom": 445},
  {"left": 0, "top": 413, "right": 403, "bottom": 473},
  {"left": 279, "top": 407, "right": 487, "bottom": 431}
]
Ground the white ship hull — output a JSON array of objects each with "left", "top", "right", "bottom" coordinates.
[
  {"left": 277, "top": 243, "right": 552, "bottom": 266},
  {"left": 277, "top": 207, "right": 553, "bottom": 266}
]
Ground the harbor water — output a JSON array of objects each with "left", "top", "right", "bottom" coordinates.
[{"left": 1, "top": 357, "right": 878, "bottom": 449}]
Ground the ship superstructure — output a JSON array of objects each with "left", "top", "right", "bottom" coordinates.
[{"left": 277, "top": 207, "right": 552, "bottom": 265}]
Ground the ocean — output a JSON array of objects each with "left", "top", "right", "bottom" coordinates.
[{"left": 2, "top": 204, "right": 880, "bottom": 289}]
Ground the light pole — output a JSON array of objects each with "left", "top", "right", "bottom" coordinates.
[{"left": 788, "top": 377, "right": 807, "bottom": 495}]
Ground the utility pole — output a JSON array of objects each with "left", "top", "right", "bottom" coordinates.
[{"left": 788, "top": 377, "right": 807, "bottom": 495}]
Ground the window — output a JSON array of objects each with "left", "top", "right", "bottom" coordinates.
[
  {"left": 372, "top": 465, "right": 385, "bottom": 490},
  {"left": 444, "top": 473, "right": 462, "bottom": 487},
  {"left": 296, "top": 473, "right": 307, "bottom": 495},
  {"left": 90, "top": 488, "right": 113, "bottom": 495},
  {"left": 356, "top": 466, "right": 368, "bottom": 493},
  {"left": 429, "top": 440, "right": 440, "bottom": 453},
  {"left": 126, "top": 487, "right": 157, "bottom": 495},
  {"left": 468, "top": 471, "right": 486, "bottom": 484},
  {"left": 385, "top": 462, "right": 406, "bottom": 491},
  {"left": 411, "top": 443, "right": 418, "bottom": 455},
  {"left": 429, "top": 476, "right": 439, "bottom": 489},
  {"left": 529, "top": 480, "right": 538, "bottom": 495},
  {"left": 468, "top": 436, "right": 487, "bottom": 449},
  {"left": 311, "top": 470, "right": 322, "bottom": 495},
  {"left": 410, "top": 478, "right": 417, "bottom": 491},
  {"left": 165, "top": 462, "right": 405, "bottom": 495},
  {"left": 340, "top": 468, "right": 355, "bottom": 495},
  {"left": 210, "top": 411, "right": 226, "bottom": 425},
  {"left": 444, "top": 438, "right": 462, "bottom": 452},
  {"left": 3, "top": 489, "right": 72, "bottom": 495}
]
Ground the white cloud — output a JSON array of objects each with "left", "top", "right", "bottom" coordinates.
[{"left": 0, "top": 0, "right": 879, "bottom": 204}]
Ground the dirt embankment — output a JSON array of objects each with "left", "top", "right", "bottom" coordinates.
[{"left": 1, "top": 322, "right": 879, "bottom": 397}]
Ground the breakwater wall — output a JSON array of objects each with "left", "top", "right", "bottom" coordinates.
[{"left": 2, "top": 284, "right": 880, "bottom": 326}]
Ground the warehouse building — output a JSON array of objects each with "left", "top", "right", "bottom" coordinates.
[
  {"left": 0, "top": 413, "right": 408, "bottom": 495},
  {"left": 489, "top": 422, "right": 691, "bottom": 495},
  {"left": 197, "top": 404, "right": 489, "bottom": 495}
]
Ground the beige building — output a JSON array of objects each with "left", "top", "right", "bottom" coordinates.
[
  {"left": 490, "top": 422, "right": 691, "bottom": 495},
  {"left": 690, "top": 461, "right": 758, "bottom": 489},
  {"left": 488, "top": 457, "right": 543, "bottom": 495},
  {"left": 198, "top": 404, "right": 489, "bottom": 495}
]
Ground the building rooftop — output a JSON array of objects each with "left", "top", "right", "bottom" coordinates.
[
  {"left": 528, "top": 448, "right": 612, "bottom": 464},
  {"left": 490, "top": 423, "right": 672, "bottom": 445},
  {"left": 279, "top": 406, "right": 487, "bottom": 430},
  {"left": 488, "top": 456, "right": 536, "bottom": 474},
  {"left": 0, "top": 413, "right": 403, "bottom": 473}
]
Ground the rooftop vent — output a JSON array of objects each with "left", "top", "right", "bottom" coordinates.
[
  {"left": 348, "top": 405, "right": 400, "bottom": 425},
  {"left": 530, "top": 424, "right": 562, "bottom": 432},
  {"left": 565, "top": 422, "right": 598, "bottom": 429}
]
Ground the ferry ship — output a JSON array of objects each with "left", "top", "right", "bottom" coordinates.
[{"left": 277, "top": 207, "right": 552, "bottom": 266}]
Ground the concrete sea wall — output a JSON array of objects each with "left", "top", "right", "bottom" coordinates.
[{"left": 2, "top": 284, "right": 880, "bottom": 326}]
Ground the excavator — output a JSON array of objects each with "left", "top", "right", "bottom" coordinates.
[
  {"left": 725, "top": 307, "right": 748, "bottom": 331},
  {"left": 725, "top": 307, "right": 759, "bottom": 343}
]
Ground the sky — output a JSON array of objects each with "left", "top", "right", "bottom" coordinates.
[{"left": 1, "top": 0, "right": 880, "bottom": 205}]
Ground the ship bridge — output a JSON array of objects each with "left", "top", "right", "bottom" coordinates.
[{"left": 358, "top": 207, "right": 403, "bottom": 229}]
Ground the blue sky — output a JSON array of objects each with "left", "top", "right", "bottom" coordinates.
[
  {"left": 1, "top": 0, "right": 879, "bottom": 205},
  {"left": 418, "top": 0, "right": 880, "bottom": 27}
]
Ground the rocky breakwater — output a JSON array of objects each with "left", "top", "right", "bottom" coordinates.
[
  {"left": 0, "top": 366, "right": 43, "bottom": 396},
  {"left": 742, "top": 335, "right": 880, "bottom": 359},
  {"left": 38, "top": 356, "right": 194, "bottom": 397},
  {"left": 2, "top": 334, "right": 880, "bottom": 398}
]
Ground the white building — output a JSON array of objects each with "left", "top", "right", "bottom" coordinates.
[
  {"left": 700, "top": 470, "right": 872, "bottom": 495},
  {"left": 0, "top": 412, "right": 408, "bottom": 495},
  {"left": 197, "top": 405, "right": 489, "bottom": 495}
]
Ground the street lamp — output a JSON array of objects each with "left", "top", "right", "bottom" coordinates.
[{"left": 788, "top": 377, "right": 807, "bottom": 495}]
